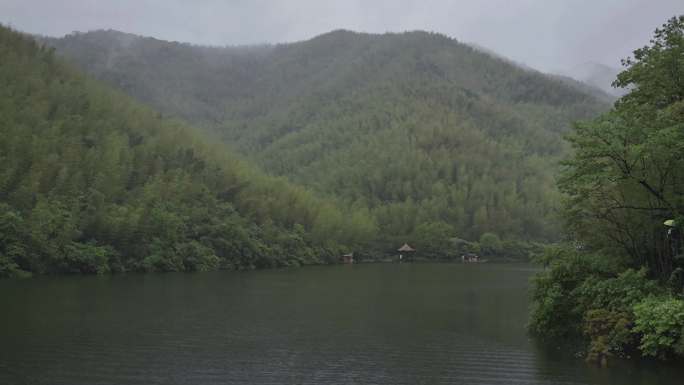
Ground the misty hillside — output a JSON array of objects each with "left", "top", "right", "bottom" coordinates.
[
  {"left": 43, "top": 29, "right": 611, "bottom": 248},
  {"left": 557, "top": 61, "right": 627, "bottom": 97},
  {"left": 0, "top": 25, "right": 378, "bottom": 276},
  {"left": 468, "top": 42, "right": 615, "bottom": 103}
]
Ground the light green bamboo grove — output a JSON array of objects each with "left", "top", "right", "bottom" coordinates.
[{"left": 0, "top": 25, "right": 377, "bottom": 277}]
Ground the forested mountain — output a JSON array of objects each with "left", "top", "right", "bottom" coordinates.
[
  {"left": 0, "top": 25, "right": 376, "bottom": 277},
  {"left": 43, "top": 29, "right": 610, "bottom": 255}
]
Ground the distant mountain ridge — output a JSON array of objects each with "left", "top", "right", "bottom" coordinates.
[
  {"left": 41, "top": 28, "right": 611, "bottom": 248},
  {"left": 556, "top": 61, "right": 627, "bottom": 97},
  {"left": 468, "top": 43, "right": 617, "bottom": 103}
]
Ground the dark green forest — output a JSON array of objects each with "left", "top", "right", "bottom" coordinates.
[
  {"left": 0, "top": 25, "right": 378, "bottom": 277},
  {"left": 529, "top": 16, "right": 684, "bottom": 363},
  {"left": 42, "top": 29, "right": 611, "bottom": 256}
]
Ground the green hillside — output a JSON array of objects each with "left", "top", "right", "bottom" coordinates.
[
  {"left": 44, "top": 29, "right": 611, "bottom": 255},
  {"left": 0, "top": 26, "right": 376, "bottom": 277}
]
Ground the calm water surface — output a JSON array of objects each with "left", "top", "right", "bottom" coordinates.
[{"left": 1, "top": 263, "right": 682, "bottom": 385}]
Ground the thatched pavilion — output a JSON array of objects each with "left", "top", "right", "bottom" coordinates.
[{"left": 397, "top": 243, "right": 415, "bottom": 261}]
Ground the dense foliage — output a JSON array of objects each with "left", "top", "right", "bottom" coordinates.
[
  {"left": 530, "top": 16, "right": 684, "bottom": 363},
  {"left": 0, "top": 25, "right": 378, "bottom": 277},
  {"left": 43, "top": 29, "right": 609, "bottom": 255},
  {"left": 559, "top": 14, "right": 684, "bottom": 279}
]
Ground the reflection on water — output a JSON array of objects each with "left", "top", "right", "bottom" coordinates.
[{"left": 0, "top": 263, "right": 682, "bottom": 385}]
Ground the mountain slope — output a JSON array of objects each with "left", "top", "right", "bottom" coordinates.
[
  {"left": 0, "top": 26, "right": 375, "bottom": 277},
  {"left": 44, "top": 29, "right": 611, "bottom": 251}
]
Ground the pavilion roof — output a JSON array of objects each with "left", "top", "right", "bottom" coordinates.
[{"left": 398, "top": 243, "right": 415, "bottom": 252}]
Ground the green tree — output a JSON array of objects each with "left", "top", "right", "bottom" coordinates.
[
  {"left": 633, "top": 296, "right": 684, "bottom": 358},
  {"left": 479, "top": 232, "right": 502, "bottom": 257},
  {"left": 413, "top": 221, "right": 455, "bottom": 258},
  {"left": 559, "top": 15, "right": 684, "bottom": 280},
  {"left": 530, "top": 16, "right": 684, "bottom": 362}
]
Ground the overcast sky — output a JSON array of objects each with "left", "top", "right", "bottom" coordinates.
[{"left": 1, "top": 0, "right": 682, "bottom": 72}]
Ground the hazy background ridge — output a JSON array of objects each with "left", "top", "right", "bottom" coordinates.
[{"left": 1, "top": 0, "right": 682, "bottom": 75}]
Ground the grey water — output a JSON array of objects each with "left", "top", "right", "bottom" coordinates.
[{"left": 0, "top": 263, "right": 682, "bottom": 385}]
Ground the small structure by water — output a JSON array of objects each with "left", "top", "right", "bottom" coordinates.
[
  {"left": 341, "top": 253, "right": 354, "bottom": 264},
  {"left": 462, "top": 253, "right": 480, "bottom": 263},
  {"left": 397, "top": 243, "right": 415, "bottom": 262}
]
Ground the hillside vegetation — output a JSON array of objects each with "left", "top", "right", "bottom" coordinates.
[
  {"left": 44, "top": 29, "right": 610, "bottom": 255},
  {"left": 0, "top": 25, "right": 376, "bottom": 277}
]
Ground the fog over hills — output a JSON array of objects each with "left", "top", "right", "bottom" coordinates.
[
  {"left": 555, "top": 61, "right": 627, "bottom": 97},
  {"left": 468, "top": 43, "right": 618, "bottom": 103},
  {"left": 5, "top": 0, "right": 682, "bottom": 73}
]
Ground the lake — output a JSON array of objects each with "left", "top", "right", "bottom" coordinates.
[{"left": 1, "top": 263, "right": 682, "bottom": 385}]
